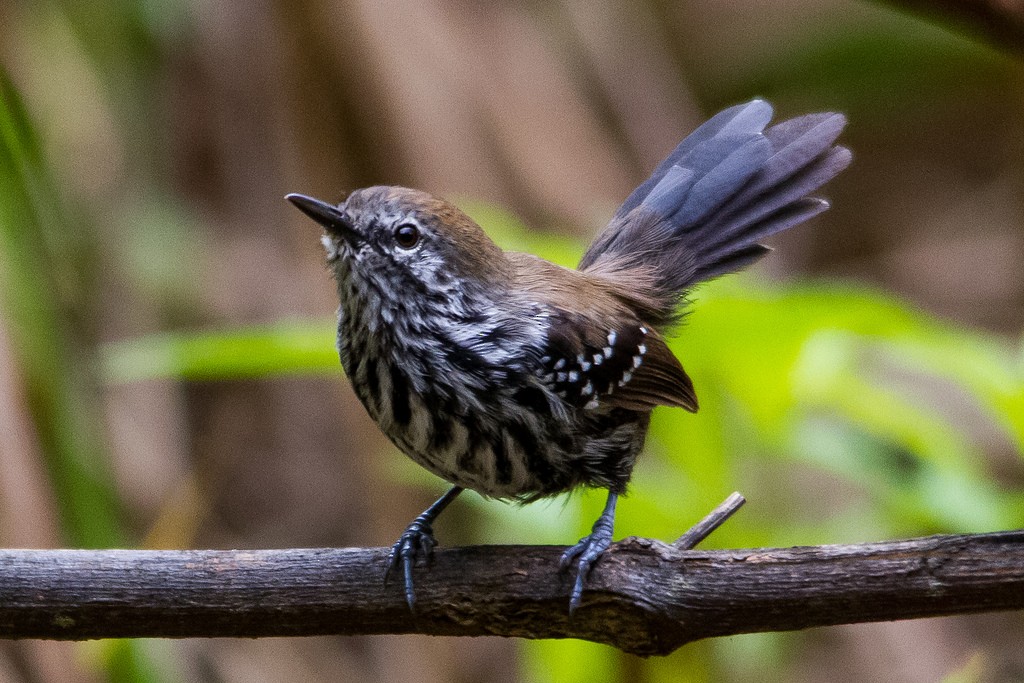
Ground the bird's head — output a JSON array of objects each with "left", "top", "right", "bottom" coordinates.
[{"left": 287, "top": 187, "right": 509, "bottom": 302}]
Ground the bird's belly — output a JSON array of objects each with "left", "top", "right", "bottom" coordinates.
[
  {"left": 339, "top": 323, "right": 641, "bottom": 498},
  {"left": 375, "top": 380, "right": 574, "bottom": 499},
  {"left": 342, "top": 349, "right": 574, "bottom": 498}
]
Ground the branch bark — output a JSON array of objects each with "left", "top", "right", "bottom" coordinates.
[{"left": 1, "top": 529, "right": 1023, "bottom": 655}]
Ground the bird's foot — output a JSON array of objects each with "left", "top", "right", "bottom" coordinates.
[
  {"left": 384, "top": 519, "right": 437, "bottom": 611},
  {"left": 559, "top": 517, "right": 615, "bottom": 614},
  {"left": 384, "top": 487, "right": 463, "bottom": 612}
]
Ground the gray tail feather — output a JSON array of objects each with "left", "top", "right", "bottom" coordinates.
[{"left": 579, "top": 99, "right": 850, "bottom": 295}]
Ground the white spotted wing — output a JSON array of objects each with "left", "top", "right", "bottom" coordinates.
[{"left": 533, "top": 310, "right": 698, "bottom": 413}]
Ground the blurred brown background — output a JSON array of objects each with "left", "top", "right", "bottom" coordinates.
[{"left": 0, "top": 0, "right": 1022, "bottom": 681}]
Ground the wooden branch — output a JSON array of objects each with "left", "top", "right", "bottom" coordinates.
[
  {"left": 877, "top": 0, "right": 1024, "bottom": 54},
  {"left": 1, "top": 528, "right": 1022, "bottom": 655},
  {"left": 674, "top": 491, "right": 745, "bottom": 549}
]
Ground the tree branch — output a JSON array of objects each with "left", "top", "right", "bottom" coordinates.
[
  {"left": 1, "top": 527, "right": 1022, "bottom": 655},
  {"left": 674, "top": 491, "right": 745, "bottom": 549}
]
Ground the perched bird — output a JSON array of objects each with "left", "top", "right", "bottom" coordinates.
[{"left": 287, "top": 99, "right": 850, "bottom": 612}]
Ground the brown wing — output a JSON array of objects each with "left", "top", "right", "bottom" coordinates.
[{"left": 535, "top": 307, "right": 698, "bottom": 414}]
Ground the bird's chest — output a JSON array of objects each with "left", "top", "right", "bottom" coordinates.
[
  {"left": 335, "top": 274, "right": 535, "bottom": 402},
  {"left": 337, "top": 291, "right": 502, "bottom": 406},
  {"left": 333, "top": 280, "right": 578, "bottom": 497},
  {"left": 337, "top": 284, "right": 496, "bottom": 421}
]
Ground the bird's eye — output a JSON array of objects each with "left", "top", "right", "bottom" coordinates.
[{"left": 394, "top": 223, "right": 420, "bottom": 249}]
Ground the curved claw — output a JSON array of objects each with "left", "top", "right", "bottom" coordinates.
[
  {"left": 384, "top": 521, "right": 436, "bottom": 610},
  {"left": 559, "top": 536, "right": 588, "bottom": 571},
  {"left": 561, "top": 532, "right": 613, "bottom": 614},
  {"left": 383, "top": 487, "right": 463, "bottom": 612},
  {"left": 560, "top": 491, "right": 619, "bottom": 614}
]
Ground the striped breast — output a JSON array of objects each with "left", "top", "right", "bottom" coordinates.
[
  {"left": 343, "top": 346, "right": 580, "bottom": 497},
  {"left": 336, "top": 293, "right": 578, "bottom": 498}
]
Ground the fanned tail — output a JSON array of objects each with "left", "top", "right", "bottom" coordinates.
[{"left": 579, "top": 100, "right": 850, "bottom": 325}]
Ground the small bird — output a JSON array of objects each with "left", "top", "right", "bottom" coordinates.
[{"left": 287, "top": 99, "right": 850, "bottom": 612}]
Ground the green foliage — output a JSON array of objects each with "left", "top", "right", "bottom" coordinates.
[
  {"left": 662, "top": 280, "right": 1023, "bottom": 536},
  {"left": 102, "top": 319, "right": 339, "bottom": 382},
  {"left": 0, "top": 69, "right": 124, "bottom": 548},
  {"left": 0, "top": 70, "right": 165, "bottom": 683},
  {"left": 712, "top": 8, "right": 1015, "bottom": 121}
]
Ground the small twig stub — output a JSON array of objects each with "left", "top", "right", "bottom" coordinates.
[{"left": 674, "top": 492, "right": 746, "bottom": 550}]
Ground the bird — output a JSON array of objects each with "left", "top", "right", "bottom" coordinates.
[{"left": 286, "top": 99, "right": 850, "bottom": 613}]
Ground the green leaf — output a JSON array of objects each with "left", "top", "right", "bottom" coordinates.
[
  {"left": 0, "top": 68, "right": 125, "bottom": 548},
  {"left": 101, "top": 319, "right": 339, "bottom": 383}
]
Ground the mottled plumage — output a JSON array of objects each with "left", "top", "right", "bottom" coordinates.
[{"left": 287, "top": 99, "right": 850, "bottom": 611}]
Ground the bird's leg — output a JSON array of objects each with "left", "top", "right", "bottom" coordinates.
[
  {"left": 385, "top": 486, "right": 463, "bottom": 610},
  {"left": 559, "top": 490, "right": 618, "bottom": 613}
]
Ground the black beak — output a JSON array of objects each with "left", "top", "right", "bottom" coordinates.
[{"left": 285, "top": 193, "right": 362, "bottom": 245}]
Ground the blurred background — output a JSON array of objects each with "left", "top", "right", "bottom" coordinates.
[{"left": 0, "top": 0, "right": 1022, "bottom": 681}]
